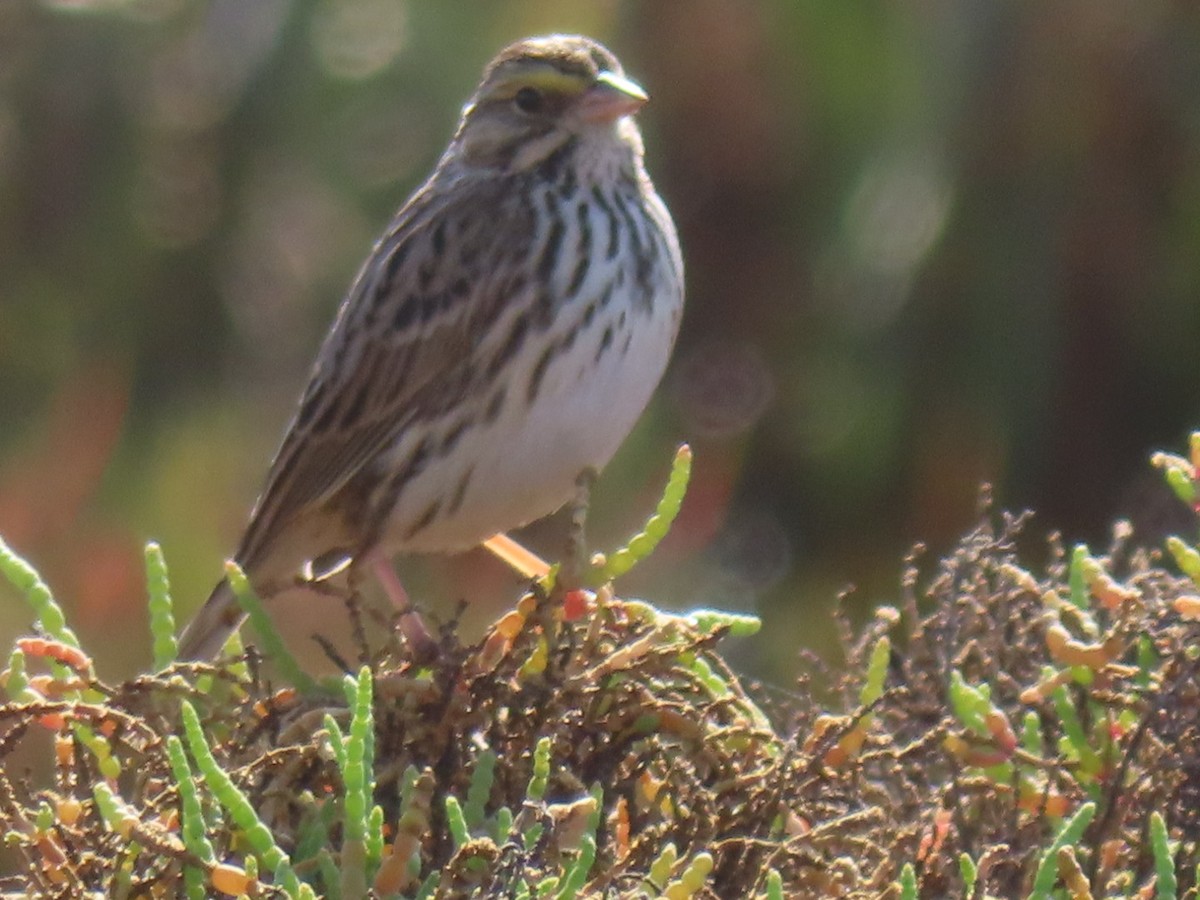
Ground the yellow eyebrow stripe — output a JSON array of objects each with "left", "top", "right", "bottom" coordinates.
[{"left": 495, "top": 67, "right": 587, "bottom": 99}]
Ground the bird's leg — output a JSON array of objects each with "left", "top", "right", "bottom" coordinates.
[
  {"left": 367, "top": 550, "right": 439, "bottom": 661},
  {"left": 561, "top": 467, "right": 598, "bottom": 591},
  {"left": 483, "top": 533, "right": 551, "bottom": 580}
]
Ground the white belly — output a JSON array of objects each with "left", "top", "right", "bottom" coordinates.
[{"left": 383, "top": 289, "right": 681, "bottom": 554}]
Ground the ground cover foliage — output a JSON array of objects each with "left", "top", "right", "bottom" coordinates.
[{"left": 1, "top": 439, "right": 1199, "bottom": 898}]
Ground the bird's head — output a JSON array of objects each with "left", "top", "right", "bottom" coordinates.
[{"left": 451, "top": 35, "right": 648, "bottom": 175}]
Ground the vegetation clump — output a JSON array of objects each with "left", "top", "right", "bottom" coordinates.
[{"left": 1, "top": 438, "right": 1199, "bottom": 897}]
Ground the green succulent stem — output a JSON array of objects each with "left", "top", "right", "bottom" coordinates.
[
  {"left": 1029, "top": 802, "right": 1096, "bottom": 900},
  {"left": 592, "top": 443, "right": 692, "bottom": 585},
  {"left": 0, "top": 537, "right": 80, "bottom": 649},
  {"left": 179, "top": 700, "right": 302, "bottom": 892},
  {"left": 224, "top": 561, "right": 318, "bottom": 693},
  {"left": 1148, "top": 811, "right": 1177, "bottom": 900},
  {"left": 144, "top": 542, "right": 178, "bottom": 669}
]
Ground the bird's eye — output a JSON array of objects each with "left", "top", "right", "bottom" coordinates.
[{"left": 513, "top": 86, "right": 544, "bottom": 114}]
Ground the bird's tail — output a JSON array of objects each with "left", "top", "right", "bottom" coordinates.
[{"left": 176, "top": 576, "right": 246, "bottom": 660}]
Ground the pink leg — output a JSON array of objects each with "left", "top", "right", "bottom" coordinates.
[
  {"left": 368, "top": 551, "right": 437, "bottom": 658},
  {"left": 370, "top": 552, "right": 412, "bottom": 612}
]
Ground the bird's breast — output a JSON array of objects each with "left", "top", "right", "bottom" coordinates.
[{"left": 372, "top": 182, "right": 682, "bottom": 555}]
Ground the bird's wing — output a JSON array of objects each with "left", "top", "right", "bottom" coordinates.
[{"left": 234, "top": 177, "right": 536, "bottom": 567}]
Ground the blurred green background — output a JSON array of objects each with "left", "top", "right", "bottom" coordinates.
[{"left": 3, "top": 0, "right": 1200, "bottom": 682}]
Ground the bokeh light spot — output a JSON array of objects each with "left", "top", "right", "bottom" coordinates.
[
  {"left": 711, "top": 507, "right": 792, "bottom": 594},
  {"left": 844, "top": 150, "right": 953, "bottom": 279},
  {"left": 815, "top": 150, "right": 954, "bottom": 334},
  {"left": 219, "top": 163, "right": 370, "bottom": 369},
  {"left": 131, "top": 138, "right": 222, "bottom": 248},
  {"left": 673, "top": 340, "right": 774, "bottom": 439},
  {"left": 141, "top": 0, "right": 289, "bottom": 132},
  {"left": 39, "top": 0, "right": 187, "bottom": 20},
  {"left": 311, "top": 0, "right": 409, "bottom": 81}
]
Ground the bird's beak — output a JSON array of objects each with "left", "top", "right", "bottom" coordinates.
[{"left": 577, "top": 71, "right": 649, "bottom": 124}]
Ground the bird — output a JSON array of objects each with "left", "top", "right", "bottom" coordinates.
[{"left": 177, "top": 34, "right": 684, "bottom": 660}]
